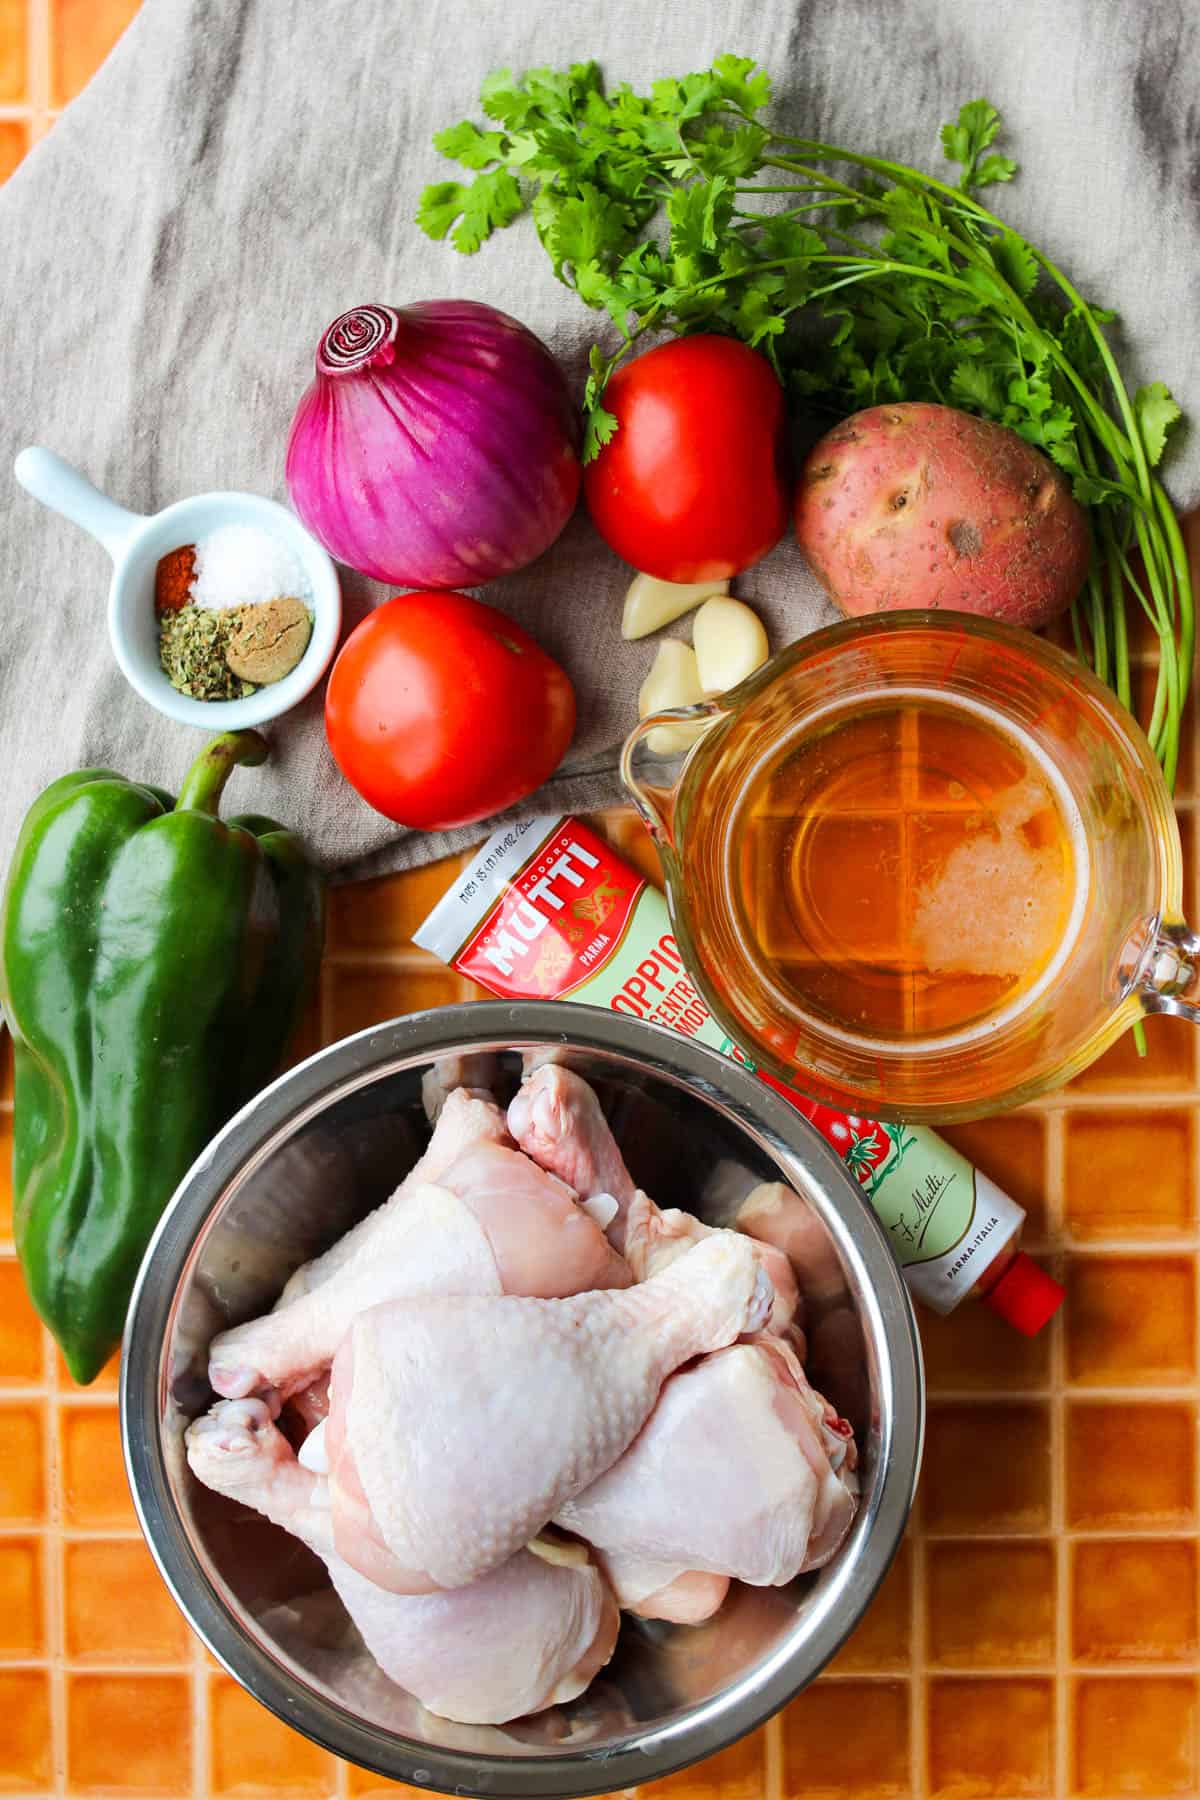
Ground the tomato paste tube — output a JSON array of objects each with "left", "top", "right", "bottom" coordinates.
[{"left": 415, "top": 816, "right": 1063, "bottom": 1334}]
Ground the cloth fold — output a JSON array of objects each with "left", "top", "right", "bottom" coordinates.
[{"left": 1, "top": 0, "right": 1197, "bottom": 878}]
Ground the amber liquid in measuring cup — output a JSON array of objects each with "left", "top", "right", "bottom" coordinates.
[
  {"left": 723, "top": 696, "right": 1088, "bottom": 1042},
  {"left": 625, "top": 615, "right": 1200, "bottom": 1120}
]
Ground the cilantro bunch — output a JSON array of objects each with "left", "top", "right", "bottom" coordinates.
[{"left": 419, "top": 58, "right": 1192, "bottom": 788}]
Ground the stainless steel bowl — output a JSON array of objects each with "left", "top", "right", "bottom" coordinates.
[{"left": 122, "top": 1003, "right": 923, "bottom": 1798}]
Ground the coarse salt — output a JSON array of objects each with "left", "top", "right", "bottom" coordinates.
[{"left": 191, "top": 524, "right": 312, "bottom": 611}]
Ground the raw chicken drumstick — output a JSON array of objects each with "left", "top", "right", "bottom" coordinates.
[
  {"left": 512, "top": 1064, "right": 856, "bottom": 1607},
  {"left": 185, "top": 1398, "right": 617, "bottom": 1724},
  {"left": 277, "top": 1088, "right": 510, "bottom": 1305},
  {"left": 321, "top": 1231, "right": 772, "bottom": 1593},
  {"left": 208, "top": 1127, "right": 631, "bottom": 1403},
  {"left": 557, "top": 1338, "right": 858, "bottom": 1585},
  {"left": 420, "top": 1054, "right": 502, "bottom": 1123},
  {"left": 508, "top": 1064, "right": 801, "bottom": 1334}
]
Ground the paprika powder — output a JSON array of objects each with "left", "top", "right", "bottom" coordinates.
[{"left": 155, "top": 543, "right": 196, "bottom": 613}]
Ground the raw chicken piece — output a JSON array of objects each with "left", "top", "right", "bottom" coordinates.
[
  {"left": 557, "top": 1338, "right": 857, "bottom": 1583},
  {"left": 736, "top": 1181, "right": 845, "bottom": 1305},
  {"left": 208, "top": 1141, "right": 630, "bottom": 1401},
  {"left": 421, "top": 1055, "right": 502, "bottom": 1122},
  {"left": 277, "top": 1088, "right": 512, "bottom": 1306},
  {"left": 596, "top": 1550, "right": 730, "bottom": 1624},
  {"left": 185, "top": 1398, "right": 617, "bottom": 1724},
  {"left": 509, "top": 1065, "right": 801, "bottom": 1334},
  {"left": 325, "top": 1231, "right": 772, "bottom": 1593},
  {"left": 508, "top": 1065, "right": 637, "bottom": 1241}
]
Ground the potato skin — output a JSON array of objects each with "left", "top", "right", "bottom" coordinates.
[{"left": 794, "top": 402, "right": 1091, "bottom": 629}]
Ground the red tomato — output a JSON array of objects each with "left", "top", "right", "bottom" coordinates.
[
  {"left": 583, "top": 336, "right": 790, "bottom": 582},
  {"left": 325, "top": 591, "right": 576, "bottom": 830}
]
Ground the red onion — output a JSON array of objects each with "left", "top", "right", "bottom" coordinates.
[{"left": 285, "top": 302, "right": 581, "bottom": 588}]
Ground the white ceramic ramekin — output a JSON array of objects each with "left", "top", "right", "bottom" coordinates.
[{"left": 14, "top": 447, "right": 342, "bottom": 729}]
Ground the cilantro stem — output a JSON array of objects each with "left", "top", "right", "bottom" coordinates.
[{"left": 424, "top": 63, "right": 1191, "bottom": 794}]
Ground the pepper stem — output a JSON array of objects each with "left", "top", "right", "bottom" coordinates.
[{"left": 175, "top": 731, "right": 269, "bottom": 816}]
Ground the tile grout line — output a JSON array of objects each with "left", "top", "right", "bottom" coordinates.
[
  {"left": 910, "top": 1498, "right": 926, "bottom": 1796},
  {"left": 41, "top": 1306, "right": 66, "bottom": 1796},
  {"left": 26, "top": 0, "right": 50, "bottom": 140},
  {"left": 190, "top": 1637, "right": 209, "bottom": 1800},
  {"left": 763, "top": 1711, "right": 783, "bottom": 1800},
  {"left": 1045, "top": 1107, "right": 1070, "bottom": 1800}
]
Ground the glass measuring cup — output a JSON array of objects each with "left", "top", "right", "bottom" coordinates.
[{"left": 621, "top": 612, "right": 1198, "bottom": 1123}]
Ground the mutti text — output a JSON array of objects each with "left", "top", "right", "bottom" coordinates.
[{"left": 481, "top": 840, "right": 601, "bottom": 976}]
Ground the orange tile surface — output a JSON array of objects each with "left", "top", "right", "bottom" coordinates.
[
  {"left": 50, "top": 0, "right": 138, "bottom": 108},
  {"left": 926, "top": 1542, "right": 1056, "bottom": 1668},
  {"left": 1071, "top": 1677, "right": 1199, "bottom": 1796},
  {"left": 0, "top": 0, "right": 25, "bottom": 101},
  {"left": 63, "top": 1539, "right": 191, "bottom": 1664},
  {"left": 782, "top": 1680, "right": 910, "bottom": 1798},
  {"left": 1065, "top": 1401, "right": 1197, "bottom": 1530},
  {"left": 4, "top": 9, "right": 1200, "bottom": 1800},
  {"left": 641, "top": 1734, "right": 767, "bottom": 1800},
  {"left": 0, "top": 1538, "right": 44, "bottom": 1659},
  {"left": 1071, "top": 1541, "right": 1198, "bottom": 1663},
  {"left": 209, "top": 1677, "right": 338, "bottom": 1796},
  {"left": 0, "top": 1670, "right": 53, "bottom": 1792},
  {"left": 65, "top": 1673, "right": 191, "bottom": 1794},
  {"left": 927, "top": 1677, "right": 1054, "bottom": 1799}
]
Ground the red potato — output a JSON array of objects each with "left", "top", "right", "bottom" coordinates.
[{"left": 794, "top": 402, "right": 1091, "bottom": 629}]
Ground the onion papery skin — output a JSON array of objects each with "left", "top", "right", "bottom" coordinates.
[{"left": 286, "top": 301, "right": 582, "bottom": 588}]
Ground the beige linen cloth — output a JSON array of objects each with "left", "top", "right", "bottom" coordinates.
[{"left": 0, "top": 0, "right": 1198, "bottom": 878}]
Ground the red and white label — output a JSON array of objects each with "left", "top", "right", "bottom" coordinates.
[{"left": 452, "top": 821, "right": 645, "bottom": 1001}]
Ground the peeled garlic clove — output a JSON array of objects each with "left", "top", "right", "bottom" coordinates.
[
  {"left": 692, "top": 596, "right": 770, "bottom": 695},
  {"left": 638, "top": 639, "right": 706, "bottom": 755},
  {"left": 622, "top": 572, "right": 730, "bottom": 640}
]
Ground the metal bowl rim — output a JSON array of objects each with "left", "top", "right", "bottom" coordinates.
[{"left": 121, "top": 1001, "right": 924, "bottom": 1798}]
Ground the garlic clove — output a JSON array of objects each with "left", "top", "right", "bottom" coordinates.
[
  {"left": 638, "top": 639, "right": 706, "bottom": 755},
  {"left": 622, "top": 572, "right": 730, "bottom": 640},
  {"left": 692, "top": 596, "right": 770, "bottom": 695}
]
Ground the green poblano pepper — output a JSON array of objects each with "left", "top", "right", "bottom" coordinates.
[{"left": 0, "top": 731, "right": 324, "bottom": 1384}]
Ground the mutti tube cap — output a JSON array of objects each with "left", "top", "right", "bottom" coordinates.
[{"left": 982, "top": 1253, "right": 1065, "bottom": 1335}]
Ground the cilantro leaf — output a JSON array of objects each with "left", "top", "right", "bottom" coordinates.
[
  {"left": 583, "top": 405, "right": 619, "bottom": 463},
  {"left": 990, "top": 230, "right": 1037, "bottom": 298},
  {"left": 949, "top": 359, "right": 1006, "bottom": 415},
  {"left": 450, "top": 169, "right": 524, "bottom": 253},
  {"left": 942, "top": 99, "right": 1000, "bottom": 161},
  {"left": 1135, "top": 382, "right": 1182, "bottom": 466},
  {"left": 539, "top": 183, "right": 633, "bottom": 279},
  {"left": 1072, "top": 470, "right": 1119, "bottom": 506},
  {"left": 941, "top": 99, "right": 1016, "bottom": 192},
  {"left": 710, "top": 54, "right": 772, "bottom": 115},
  {"left": 974, "top": 153, "right": 1017, "bottom": 186},
  {"left": 432, "top": 120, "right": 506, "bottom": 170},
  {"left": 416, "top": 181, "right": 469, "bottom": 241},
  {"left": 478, "top": 68, "right": 529, "bottom": 127}
]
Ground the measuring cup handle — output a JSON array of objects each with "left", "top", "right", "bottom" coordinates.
[
  {"left": 1139, "top": 920, "right": 1200, "bottom": 1024},
  {"left": 619, "top": 702, "right": 724, "bottom": 844},
  {"left": 14, "top": 447, "right": 146, "bottom": 561}
]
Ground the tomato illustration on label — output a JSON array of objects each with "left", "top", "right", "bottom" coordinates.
[{"left": 758, "top": 1076, "right": 917, "bottom": 1198}]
